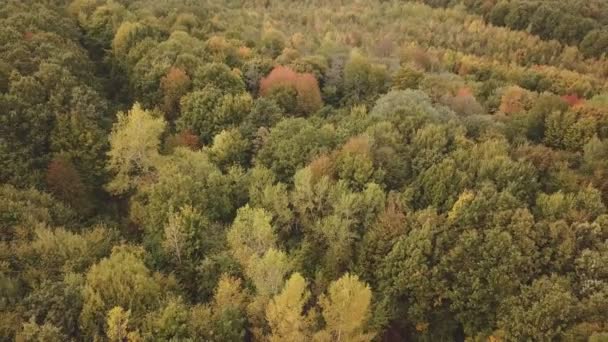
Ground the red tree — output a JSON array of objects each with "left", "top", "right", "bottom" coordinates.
[
  {"left": 46, "top": 155, "right": 87, "bottom": 209},
  {"left": 259, "top": 66, "right": 322, "bottom": 115},
  {"left": 173, "top": 130, "right": 201, "bottom": 150},
  {"left": 259, "top": 66, "right": 299, "bottom": 96},
  {"left": 561, "top": 94, "right": 584, "bottom": 107},
  {"left": 160, "top": 67, "right": 191, "bottom": 119},
  {"left": 295, "top": 72, "right": 322, "bottom": 114}
]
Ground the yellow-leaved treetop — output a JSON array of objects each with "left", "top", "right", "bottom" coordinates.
[
  {"left": 112, "top": 21, "right": 141, "bottom": 57},
  {"left": 314, "top": 273, "right": 375, "bottom": 342},
  {"left": 213, "top": 274, "right": 248, "bottom": 310},
  {"left": 106, "top": 103, "right": 166, "bottom": 195},
  {"left": 266, "top": 272, "right": 311, "bottom": 342},
  {"left": 106, "top": 307, "right": 129, "bottom": 342},
  {"left": 106, "top": 307, "right": 142, "bottom": 342}
]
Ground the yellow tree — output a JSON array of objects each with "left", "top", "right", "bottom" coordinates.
[
  {"left": 266, "top": 273, "right": 312, "bottom": 342},
  {"left": 106, "top": 103, "right": 166, "bottom": 194},
  {"left": 314, "top": 273, "right": 374, "bottom": 342},
  {"left": 106, "top": 307, "right": 142, "bottom": 342}
]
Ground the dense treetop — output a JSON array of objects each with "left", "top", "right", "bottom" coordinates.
[{"left": 2, "top": 0, "right": 608, "bottom": 341}]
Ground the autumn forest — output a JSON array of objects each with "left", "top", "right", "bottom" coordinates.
[{"left": 2, "top": 0, "right": 608, "bottom": 341}]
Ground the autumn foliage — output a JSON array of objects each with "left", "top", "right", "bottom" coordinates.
[
  {"left": 260, "top": 66, "right": 322, "bottom": 115},
  {"left": 499, "top": 86, "right": 533, "bottom": 115},
  {"left": 160, "top": 67, "right": 191, "bottom": 119},
  {"left": 46, "top": 155, "right": 87, "bottom": 209},
  {"left": 561, "top": 94, "right": 584, "bottom": 107},
  {"left": 166, "top": 129, "right": 201, "bottom": 151}
]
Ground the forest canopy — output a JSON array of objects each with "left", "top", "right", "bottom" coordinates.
[{"left": 2, "top": 0, "right": 608, "bottom": 341}]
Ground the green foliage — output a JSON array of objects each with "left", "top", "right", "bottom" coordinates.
[
  {"left": 193, "top": 62, "right": 246, "bottom": 94},
  {"left": 80, "top": 246, "right": 162, "bottom": 339},
  {"left": 17, "top": 318, "right": 66, "bottom": 342},
  {"left": 343, "top": 51, "right": 390, "bottom": 106},
  {"left": 130, "top": 147, "right": 241, "bottom": 267},
  {"left": 257, "top": 118, "right": 336, "bottom": 181},
  {"left": 227, "top": 205, "right": 276, "bottom": 267},
  {"left": 393, "top": 65, "right": 424, "bottom": 90},
  {"left": 178, "top": 87, "right": 252, "bottom": 144},
  {"left": 498, "top": 276, "right": 578, "bottom": 340}
]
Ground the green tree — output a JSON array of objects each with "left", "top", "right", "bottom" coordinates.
[
  {"left": 16, "top": 318, "right": 66, "bottom": 342},
  {"left": 257, "top": 118, "right": 336, "bottom": 181},
  {"left": 343, "top": 51, "right": 389, "bottom": 106},
  {"left": 208, "top": 128, "right": 251, "bottom": 169},
  {"left": 189, "top": 275, "right": 247, "bottom": 342},
  {"left": 393, "top": 65, "right": 423, "bottom": 90},
  {"left": 581, "top": 30, "right": 608, "bottom": 58},
  {"left": 80, "top": 246, "right": 162, "bottom": 339},
  {"left": 261, "top": 29, "right": 286, "bottom": 58},
  {"left": 130, "top": 148, "right": 239, "bottom": 267},
  {"left": 227, "top": 205, "right": 276, "bottom": 267},
  {"left": 143, "top": 298, "right": 190, "bottom": 340},
  {"left": 178, "top": 87, "right": 252, "bottom": 144},
  {"left": 498, "top": 276, "right": 578, "bottom": 341},
  {"left": 246, "top": 248, "right": 291, "bottom": 297},
  {"left": 192, "top": 63, "right": 245, "bottom": 94}
]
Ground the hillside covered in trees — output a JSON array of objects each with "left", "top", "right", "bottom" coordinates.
[{"left": 2, "top": 0, "right": 608, "bottom": 340}]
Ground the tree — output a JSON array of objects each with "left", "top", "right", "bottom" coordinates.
[
  {"left": 498, "top": 276, "right": 578, "bottom": 340},
  {"left": 106, "top": 103, "right": 166, "bottom": 195},
  {"left": 256, "top": 118, "right": 336, "bottom": 181},
  {"left": 0, "top": 184, "right": 75, "bottom": 241},
  {"left": 444, "top": 88, "right": 484, "bottom": 116},
  {"left": 178, "top": 87, "right": 252, "bottom": 144},
  {"left": 165, "top": 130, "right": 200, "bottom": 151},
  {"left": 162, "top": 208, "right": 189, "bottom": 264},
  {"left": 45, "top": 154, "right": 88, "bottom": 212},
  {"left": 334, "top": 135, "right": 376, "bottom": 190},
  {"left": 160, "top": 67, "right": 191, "bottom": 119},
  {"left": 189, "top": 275, "right": 247, "bottom": 342},
  {"left": 260, "top": 66, "right": 322, "bottom": 115},
  {"left": 208, "top": 129, "right": 251, "bottom": 169},
  {"left": 261, "top": 29, "right": 286, "bottom": 58},
  {"left": 247, "top": 166, "right": 293, "bottom": 233},
  {"left": 499, "top": 86, "right": 535, "bottom": 115},
  {"left": 357, "top": 195, "right": 408, "bottom": 286},
  {"left": 192, "top": 63, "right": 245, "bottom": 94},
  {"left": 112, "top": 21, "right": 142, "bottom": 57},
  {"left": 80, "top": 246, "right": 162, "bottom": 339},
  {"left": 266, "top": 273, "right": 312, "bottom": 342},
  {"left": 393, "top": 65, "right": 423, "bottom": 90},
  {"left": 544, "top": 110, "right": 596, "bottom": 151},
  {"left": 581, "top": 29, "right": 608, "bottom": 58},
  {"left": 315, "top": 273, "right": 375, "bottom": 342},
  {"left": 17, "top": 318, "right": 66, "bottom": 342},
  {"left": 130, "top": 148, "right": 238, "bottom": 267},
  {"left": 23, "top": 274, "right": 85, "bottom": 338},
  {"left": 106, "top": 307, "right": 132, "bottom": 342},
  {"left": 227, "top": 205, "right": 276, "bottom": 267},
  {"left": 343, "top": 51, "right": 389, "bottom": 106},
  {"left": 246, "top": 248, "right": 291, "bottom": 297},
  {"left": 143, "top": 298, "right": 190, "bottom": 340}
]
